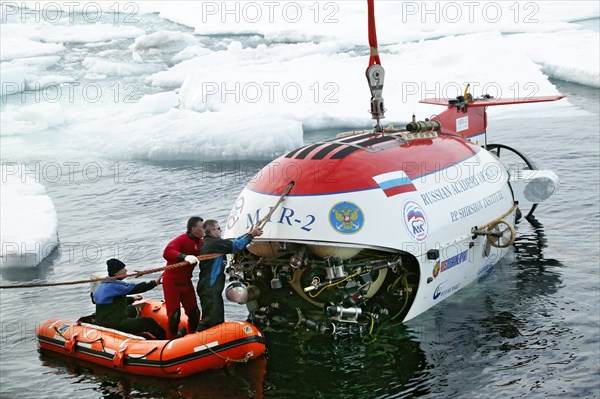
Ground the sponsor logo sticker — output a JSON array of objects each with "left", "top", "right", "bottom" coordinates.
[
  {"left": 440, "top": 250, "right": 469, "bottom": 273},
  {"left": 432, "top": 261, "right": 440, "bottom": 278},
  {"left": 433, "top": 281, "right": 461, "bottom": 300},
  {"left": 54, "top": 324, "right": 69, "bottom": 339},
  {"left": 402, "top": 200, "right": 428, "bottom": 241}
]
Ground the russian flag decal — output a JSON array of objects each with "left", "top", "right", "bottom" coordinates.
[{"left": 373, "top": 171, "right": 417, "bottom": 197}]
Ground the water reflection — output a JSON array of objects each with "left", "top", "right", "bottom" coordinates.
[
  {"left": 514, "top": 216, "right": 563, "bottom": 298},
  {"left": 263, "top": 327, "right": 428, "bottom": 398},
  {"left": 475, "top": 217, "right": 566, "bottom": 350},
  {"left": 0, "top": 245, "right": 59, "bottom": 282},
  {"left": 39, "top": 350, "right": 267, "bottom": 399}
]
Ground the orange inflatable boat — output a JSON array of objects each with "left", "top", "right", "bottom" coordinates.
[{"left": 36, "top": 299, "right": 266, "bottom": 378}]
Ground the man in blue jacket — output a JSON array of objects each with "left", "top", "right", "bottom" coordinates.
[
  {"left": 94, "top": 258, "right": 166, "bottom": 339},
  {"left": 196, "top": 220, "right": 263, "bottom": 332}
]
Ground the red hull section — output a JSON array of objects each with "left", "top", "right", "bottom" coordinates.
[
  {"left": 248, "top": 95, "right": 565, "bottom": 196},
  {"left": 249, "top": 133, "right": 480, "bottom": 196}
]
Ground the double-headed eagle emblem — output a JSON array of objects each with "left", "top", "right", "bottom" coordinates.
[{"left": 334, "top": 206, "right": 359, "bottom": 231}]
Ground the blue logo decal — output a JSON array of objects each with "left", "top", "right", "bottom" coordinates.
[
  {"left": 403, "top": 200, "right": 428, "bottom": 241},
  {"left": 433, "top": 281, "right": 461, "bottom": 300},
  {"left": 329, "top": 201, "right": 364, "bottom": 234},
  {"left": 433, "top": 283, "right": 444, "bottom": 300}
]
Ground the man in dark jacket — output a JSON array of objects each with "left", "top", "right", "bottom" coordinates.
[
  {"left": 196, "top": 220, "right": 263, "bottom": 332},
  {"left": 162, "top": 216, "right": 204, "bottom": 338},
  {"left": 93, "top": 258, "right": 165, "bottom": 339}
]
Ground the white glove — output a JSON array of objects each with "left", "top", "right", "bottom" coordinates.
[{"left": 185, "top": 255, "right": 198, "bottom": 264}]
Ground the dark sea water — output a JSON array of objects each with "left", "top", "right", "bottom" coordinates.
[{"left": 1, "top": 11, "right": 599, "bottom": 399}]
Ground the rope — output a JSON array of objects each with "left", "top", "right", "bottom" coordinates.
[
  {"left": 127, "top": 346, "right": 158, "bottom": 359},
  {"left": 476, "top": 203, "right": 518, "bottom": 231},
  {"left": 256, "top": 181, "right": 295, "bottom": 229},
  {"left": 159, "top": 337, "right": 182, "bottom": 375},
  {"left": 195, "top": 332, "right": 251, "bottom": 364},
  {"left": 0, "top": 253, "right": 222, "bottom": 289}
]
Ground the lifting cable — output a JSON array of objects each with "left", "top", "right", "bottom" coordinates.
[
  {"left": 367, "top": 0, "right": 381, "bottom": 68},
  {"left": 366, "top": 0, "right": 386, "bottom": 131}
]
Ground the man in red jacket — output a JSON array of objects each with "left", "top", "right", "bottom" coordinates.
[{"left": 162, "top": 216, "right": 204, "bottom": 338}]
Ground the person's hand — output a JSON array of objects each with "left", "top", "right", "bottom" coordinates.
[
  {"left": 249, "top": 226, "right": 263, "bottom": 237},
  {"left": 185, "top": 255, "right": 198, "bottom": 264},
  {"left": 132, "top": 294, "right": 143, "bottom": 301},
  {"left": 155, "top": 273, "right": 163, "bottom": 285}
]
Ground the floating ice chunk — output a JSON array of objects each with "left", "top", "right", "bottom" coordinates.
[
  {"left": 1, "top": 103, "right": 67, "bottom": 136},
  {"left": 0, "top": 165, "right": 58, "bottom": 268},
  {"left": 82, "top": 56, "right": 160, "bottom": 77},
  {"left": 505, "top": 30, "right": 600, "bottom": 88},
  {"left": 132, "top": 30, "right": 200, "bottom": 55},
  {"left": 37, "top": 24, "right": 145, "bottom": 44},
  {"left": 172, "top": 45, "right": 211, "bottom": 63},
  {"left": 0, "top": 24, "right": 65, "bottom": 62}
]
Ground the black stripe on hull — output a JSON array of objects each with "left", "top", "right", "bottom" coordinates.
[
  {"left": 294, "top": 143, "right": 323, "bottom": 160},
  {"left": 284, "top": 146, "right": 305, "bottom": 159},
  {"left": 283, "top": 132, "right": 406, "bottom": 161},
  {"left": 312, "top": 143, "right": 343, "bottom": 160},
  {"left": 330, "top": 146, "right": 361, "bottom": 159}
]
